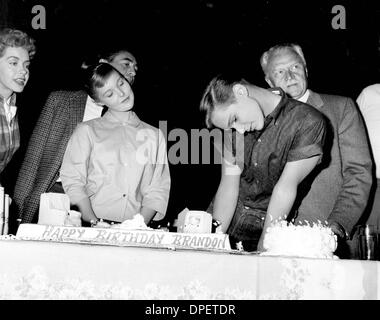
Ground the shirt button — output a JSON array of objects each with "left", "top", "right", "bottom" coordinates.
[
  {"left": 257, "top": 138, "right": 261, "bottom": 142},
  {"left": 254, "top": 162, "right": 258, "bottom": 166},
  {"left": 123, "top": 194, "right": 126, "bottom": 197}
]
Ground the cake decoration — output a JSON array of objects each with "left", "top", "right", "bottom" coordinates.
[
  {"left": 262, "top": 220, "right": 338, "bottom": 259},
  {"left": 15, "top": 223, "right": 231, "bottom": 251},
  {"left": 176, "top": 209, "right": 213, "bottom": 233},
  {"left": 110, "top": 214, "right": 152, "bottom": 230}
]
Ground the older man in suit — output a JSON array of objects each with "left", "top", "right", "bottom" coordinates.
[
  {"left": 12, "top": 48, "right": 138, "bottom": 226},
  {"left": 260, "top": 43, "right": 372, "bottom": 257}
]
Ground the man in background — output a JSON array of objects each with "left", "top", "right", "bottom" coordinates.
[{"left": 260, "top": 43, "right": 372, "bottom": 258}]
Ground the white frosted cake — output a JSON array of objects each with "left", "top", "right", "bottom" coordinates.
[{"left": 262, "top": 220, "right": 338, "bottom": 259}]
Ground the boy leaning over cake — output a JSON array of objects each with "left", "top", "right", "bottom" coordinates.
[
  {"left": 200, "top": 72, "right": 327, "bottom": 252},
  {"left": 60, "top": 63, "right": 170, "bottom": 227}
]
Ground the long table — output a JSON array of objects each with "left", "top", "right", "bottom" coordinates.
[{"left": 0, "top": 239, "right": 378, "bottom": 299}]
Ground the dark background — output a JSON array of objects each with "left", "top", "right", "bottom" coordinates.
[{"left": 1, "top": 0, "right": 380, "bottom": 224}]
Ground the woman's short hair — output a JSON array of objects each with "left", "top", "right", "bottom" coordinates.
[
  {"left": 83, "top": 62, "right": 123, "bottom": 101},
  {"left": 200, "top": 73, "right": 248, "bottom": 128},
  {"left": 0, "top": 28, "right": 36, "bottom": 59}
]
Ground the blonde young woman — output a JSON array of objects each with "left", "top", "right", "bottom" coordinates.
[
  {"left": 60, "top": 63, "right": 170, "bottom": 227},
  {"left": 0, "top": 28, "right": 35, "bottom": 180}
]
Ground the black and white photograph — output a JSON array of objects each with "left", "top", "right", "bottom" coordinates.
[{"left": 0, "top": 0, "right": 379, "bottom": 305}]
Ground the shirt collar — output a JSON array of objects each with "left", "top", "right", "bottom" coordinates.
[
  {"left": 298, "top": 89, "right": 310, "bottom": 103},
  {"left": 103, "top": 110, "right": 141, "bottom": 127},
  {"left": 265, "top": 87, "right": 288, "bottom": 123},
  {"left": 86, "top": 96, "right": 99, "bottom": 107},
  {"left": 0, "top": 93, "right": 16, "bottom": 107}
]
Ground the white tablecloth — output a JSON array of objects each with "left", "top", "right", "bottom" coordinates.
[{"left": 0, "top": 239, "right": 378, "bottom": 299}]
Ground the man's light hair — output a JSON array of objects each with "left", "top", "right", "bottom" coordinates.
[{"left": 260, "top": 43, "right": 307, "bottom": 77}]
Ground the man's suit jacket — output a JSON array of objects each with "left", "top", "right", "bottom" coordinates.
[
  {"left": 13, "top": 90, "right": 88, "bottom": 223},
  {"left": 294, "top": 90, "right": 372, "bottom": 235}
]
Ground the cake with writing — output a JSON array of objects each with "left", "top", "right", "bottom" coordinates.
[
  {"left": 261, "top": 220, "right": 338, "bottom": 259},
  {"left": 15, "top": 214, "right": 231, "bottom": 252}
]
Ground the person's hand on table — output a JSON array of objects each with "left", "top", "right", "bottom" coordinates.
[
  {"left": 328, "top": 221, "right": 348, "bottom": 239},
  {"left": 257, "top": 235, "right": 265, "bottom": 252},
  {"left": 91, "top": 219, "right": 111, "bottom": 228}
]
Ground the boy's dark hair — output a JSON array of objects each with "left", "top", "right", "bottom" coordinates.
[{"left": 200, "top": 73, "right": 249, "bottom": 128}]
